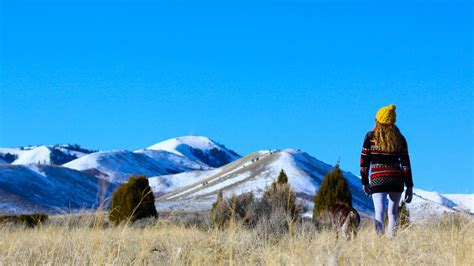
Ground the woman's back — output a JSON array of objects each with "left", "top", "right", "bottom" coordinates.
[{"left": 360, "top": 129, "right": 412, "bottom": 193}]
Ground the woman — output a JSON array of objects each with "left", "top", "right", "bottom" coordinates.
[{"left": 360, "top": 104, "right": 413, "bottom": 237}]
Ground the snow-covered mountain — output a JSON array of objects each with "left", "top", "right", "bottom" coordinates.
[
  {"left": 0, "top": 144, "right": 95, "bottom": 165},
  {"left": 150, "top": 149, "right": 473, "bottom": 220},
  {"left": 151, "top": 149, "right": 373, "bottom": 215},
  {"left": 0, "top": 136, "right": 242, "bottom": 214},
  {"left": 408, "top": 189, "right": 474, "bottom": 221},
  {"left": 1, "top": 136, "right": 472, "bottom": 219},
  {"left": 0, "top": 164, "right": 115, "bottom": 215},
  {"left": 147, "top": 136, "right": 240, "bottom": 168},
  {"left": 63, "top": 149, "right": 209, "bottom": 183},
  {"left": 61, "top": 136, "right": 240, "bottom": 183}
]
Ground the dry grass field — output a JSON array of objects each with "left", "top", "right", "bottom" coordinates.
[{"left": 1, "top": 212, "right": 472, "bottom": 265}]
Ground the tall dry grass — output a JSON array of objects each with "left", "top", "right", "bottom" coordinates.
[{"left": 0, "top": 212, "right": 472, "bottom": 265}]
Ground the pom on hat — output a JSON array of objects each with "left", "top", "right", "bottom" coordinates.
[{"left": 376, "top": 104, "right": 397, "bottom": 125}]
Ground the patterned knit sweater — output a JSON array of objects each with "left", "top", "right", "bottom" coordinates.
[{"left": 360, "top": 131, "right": 413, "bottom": 193}]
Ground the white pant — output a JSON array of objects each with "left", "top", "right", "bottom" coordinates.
[{"left": 372, "top": 192, "right": 402, "bottom": 237}]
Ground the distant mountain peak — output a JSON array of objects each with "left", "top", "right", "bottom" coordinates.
[
  {"left": 146, "top": 136, "right": 241, "bottom": 168},
  {"left": 0, "top": 144, "right": 95, "bottom": 166}
]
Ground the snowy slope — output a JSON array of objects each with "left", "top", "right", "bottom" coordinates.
[
  {"left": 152, "top": 149, "right": 374, "bottom": 215},
  {"left": 147, "top": 136, "right": 241, "bottom": 167},
  {"left": 0, "top": 144, "right": 94, "bottom": 165},
  {"left": 150, "top": 168, "right": 222, "bottom": 195},
  {"left": 64, "top": 149, "right": 208, "bottom": 183},
  {"left": 443, "top": 193, "right": 474, "bottom": 213},
  {"left": 11, "top": 146, "right": 52, "bottom": 165},
  {"left": 402, "top": 189, "right": 474, "bottom": 221},
  {"left": 134, "top": 149, "right": 210, "bottom": 171},
  {"left": 0, "top": 147, "right": 49, "bottom": 164},
  {"left": 0, "top": 164, "right": 115, "bottom": 215},
  {"left": 152, "top": 149, "right": 473, "bottom": 221}
]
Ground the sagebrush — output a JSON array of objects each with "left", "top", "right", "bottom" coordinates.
[
  {"left": 210, "top": 170, "right": 305, "bottom": 235},
  {"left": 0, "top": 213, "right": 48, "bottom": 227},
  {"left": 0, "top": 212, "right": 472, "bottom": 264}
]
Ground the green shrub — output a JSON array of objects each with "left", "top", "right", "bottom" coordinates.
[
  {"left": 313, "top": 165, "right": 352, "bottom": 218},
  {"left": 247, "top": 180, "right": 305, "bottom": 237},
  {"left": 246, "top": 174, "right": 305, "bottom": 230},
  {"left": 262, "top": 182, "right": 303, "bottom": 220},
  {"left": 254, "top": 207, "right": 292, "bottom": 241},
  {"left": 210, "top": 191, "right": 254, "bottom": 229},
  {"left": 0, "top": 213, "right": 48, "bottom": 227},
  {"left": 210, "top": 191, "right": 227, "bottom": 228},
  {"left": 168, "top": 213, "right": 211, "bottom": 230},
  {"left": 229, "top": 192, "right": 254, "bottom": 223},
  {"left": 109, "top": 175, "right": 157, "bottom": 225}
]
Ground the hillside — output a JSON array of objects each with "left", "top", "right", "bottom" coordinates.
[
  {"left": 151, "top": 149, "right": 472, "bottom": 219},
  {"left": 151, "top": 149, "right": 374, "bottom": 215},
  {"left": 0, "top": 164, "right": 115, "bottom": 215},
  {"left": 63, "top": 150, "right": 201, "bottom": 183},
  {"left": 62, "top": 136, "right": 240, "bottom": 183}
]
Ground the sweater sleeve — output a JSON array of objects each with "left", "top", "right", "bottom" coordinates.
[
  {"left": 360, "top": 133, "right": 372, "bottom": 185},
  {"left": 400, "top": 136, "right": 414, "bottom": 188}
]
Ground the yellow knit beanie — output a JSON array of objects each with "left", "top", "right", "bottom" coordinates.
[{"left": 376, "top": 104, "right": 397, "bottom": 125}]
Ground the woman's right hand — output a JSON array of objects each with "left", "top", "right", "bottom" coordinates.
[{"left": 405, "top": 186, "right": 413, "bottom": 203}]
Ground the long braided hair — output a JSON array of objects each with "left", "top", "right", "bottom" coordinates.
[{"left": 374, "top": 122, "right": 404, "bottom": 153}]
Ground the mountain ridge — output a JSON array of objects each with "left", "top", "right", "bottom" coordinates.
[
  {"left": 150, "top": 148, "right": 473, "bottom": 219},
  {"left": 0, "top": 144, "right": 96, "bottom": 165},
  {"left": 1, "top": 136, "right": 472, "bottom": 219},
  {"left": 0, "top": 164, "right": 115, "bottom": 215}
]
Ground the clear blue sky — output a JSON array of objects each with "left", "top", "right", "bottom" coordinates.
[{"left": 1, "top": 0, "right": 472, "bottom": 193}]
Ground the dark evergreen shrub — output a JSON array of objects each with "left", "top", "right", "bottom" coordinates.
[
  {"left": 276, "top": 169, "right": 288, "bottom": 184},
  {"left": 313, "top": 165, "right": 352, "bottom": 218},
  {"left": 109, "top": 175, "right": 157, "bottom": 225}
]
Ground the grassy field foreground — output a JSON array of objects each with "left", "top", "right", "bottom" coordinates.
[{"left": 1, "top": 213, "right": 473, "bottom": 265}]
